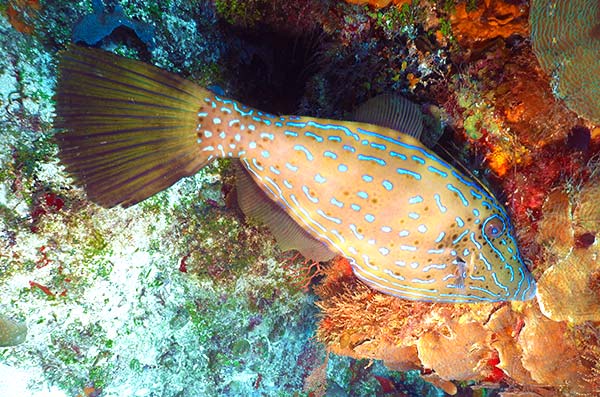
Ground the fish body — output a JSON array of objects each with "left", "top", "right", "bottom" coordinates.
[{"left": 55, "top": 46, "right": 536, "bottom": 303}]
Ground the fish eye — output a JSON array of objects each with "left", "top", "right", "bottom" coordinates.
[{"left": 483, "top": 216, "right": 505, "bottom": 239}]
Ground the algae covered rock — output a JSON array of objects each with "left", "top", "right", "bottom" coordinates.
[{"left": 0, "top": 315, "right": 27, "bottom": 347}]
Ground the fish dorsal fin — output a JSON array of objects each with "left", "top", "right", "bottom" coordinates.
[
  {"left": 234, "top": 162, "right": 336, "bottom": 262},
  {"left": 352, "top": 94, "right": 424, "bottom": 140}
]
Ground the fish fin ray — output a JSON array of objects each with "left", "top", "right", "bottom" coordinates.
[
  {"left": 352, "top": 94, "right": 423, "bottom": 140},
  {"left": 235, "top": 163, "right": 336, "bottom": 262},
  {"left": 55, "top": 45, "right": 213, "bottom": 208}
]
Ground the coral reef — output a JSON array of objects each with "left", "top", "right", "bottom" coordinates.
[
  {"left": 1, "top": 0, "right": 600, "bottom": 396},
  {"left": 315, "top": 257, "right": 599, "bottom": 395},
  {"left": 450, "top": 0, "right": 528, "bottom": 48},
  {"left": 530, "top": 0, "right": 600, "bottom": 123}
]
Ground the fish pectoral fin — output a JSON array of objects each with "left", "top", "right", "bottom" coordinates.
[
  {"left": 235, "top": 162, "right": 336, "bottom": 262},
  {"left": 352, "top": 94, "right": 423, "bottom": 140}
]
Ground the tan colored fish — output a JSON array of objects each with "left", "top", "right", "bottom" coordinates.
[{"left": 55, "top": 46, "right": 536, "bottom": 303}]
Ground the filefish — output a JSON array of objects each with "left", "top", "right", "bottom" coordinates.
[{"left": 54, "top": 46, "right": 536, "bottom": 303}]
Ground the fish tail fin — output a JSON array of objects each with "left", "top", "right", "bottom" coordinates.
[{"left": 55, "top": 45, "right": 213, "bottom": 208}]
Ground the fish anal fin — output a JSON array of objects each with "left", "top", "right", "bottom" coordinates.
[{"left": 235, "top": 163, "right": 336, "bottom": 262}]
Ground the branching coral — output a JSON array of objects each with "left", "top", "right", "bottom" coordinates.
[{"left": 315, "top": 256, "right": 599, "bottom": 395}]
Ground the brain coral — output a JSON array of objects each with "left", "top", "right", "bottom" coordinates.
[{"left": 530, "top": 0, "right": 600, "bottom": 123}]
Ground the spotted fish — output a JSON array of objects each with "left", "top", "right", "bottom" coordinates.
[{"left": 55, "top": 46, "right": 536, "bottom": 303}]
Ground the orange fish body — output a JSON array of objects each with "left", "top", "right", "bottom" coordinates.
[{"left": 55, "top": 46, "right": 536, "bottom": 303}]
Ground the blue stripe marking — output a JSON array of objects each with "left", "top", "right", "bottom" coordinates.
[
  {"left": 357, "top": 191, "right": 368, "bottom": 199},
  {"left": 314, "top": 173, "right": 327, "bottom": 184},
  {"left": 294, "top": 144, "right": 314, "bottom": 161},
  {"left": 302, "top": 185, "right": 319, "bottom": 203},
  {"left": 330, "top": 197, "right": 344, "bottom": 208},
  {"left": 504, "top": 263, "right": 515, "bottom": 282},
  {"left": 470, "top": 189, "right": 483, "bottom": 199},
  {"left": 362, "top": 175, "right": 374, "bottom": 182},
  {"left": 390, "top": 151, "right": 407, "bottom": 160},
  {"left": 411, "top": 155, "right": 425, "bottom": 164},
  {"left": 447, "top": 184, "right": 469, "bottom": 207},
  {"left": 435, "top": 232, "right": 445, "bottom": 243},
  {"left": 469, "top": 274, "right": 486, "bottom": 281},
  {"left": 400, "top": 245, "right": 417, "bottom": 251},
  {"left": 343, "top": 145, "right": 356, "bottom": 153},
  {"left": 365, "top": 214, "right": 375, "bottom": 223},
  {"left": 305, "top": 131, "right": 324, "bottom": 142},
  {"left": 286, "top": 162, "right": 298, "bottom": 172},
  {"left": 408, "top": 195, "right": 423, "bottom": 204},
  {"left": 349, "top": 224, "right": 364, "bottom": 240},
  {"left": 351, "top": 204, "right": 361, "bottom": 211},
  {"left": 427, "top": 248, "right": 445, "bottom": 254},
  {"left": 438, "top": 293, "right": 496, "bottom": 302},
  {"left": 361, "top": 139, "right": 369, "bottom": 145},
  {"left": 468, "top": 286, "right": 500, "bottom": 298},
  {"left": 456, "top": 216, "right": 465, "bottom": 228},
  {"left": 479, "top": 252, "right": 493, "bottom": 271},
  {"left": 382, "top": 180, "right": 393, "bottom": 191},
  {"left": 338, "top": 164, "right": 348, "bottom": 172},
  {"left": 408, "top": 212, "right": 420, "bottom": 219},
  {"left": 306, "top": 121, "right": 360, "bottom": 141},
  {"left": 286, "top": 121, "right": 306, "bottom": 128},
  {"left": 251, "top": 158, "right": 263, "bottom": 171},
  {"left": 397, "top": 168, "right": 422, "bottom": 180},
  {"left": 324, "top": 150, "right": 338, "bottom": 159},
  {"left": 284, "top": 130, "right": 298, "bottom": 137},
  {"left": 269, "top": 165, "right": 280, "bottom": 175},
  {"left": 428, "top": 165, "right": 448, "bottom": 178},
  {"left": 283, "top": 179, "right": 293, "bottom": 189},
  {"left": 470, "top": 232, "right": 482, "bottom": 249},
  {"left": 452, "top": 229, "right": 469, "bottom": 244},
  {"left": 492, "top": 273, "right": 510, "bottom": 296},
  {"left": 434, "top": 194, "right": 447, "bottom": 213},
  {"left": 379, "top": 247, "right": 390, "bottom": 256},
  {"left": 358, "top": 154, "right": 387, "bottom": 166},
  {"left": 328, "top": 135, "right": 342, "bottom": 142},
  {"left": 352, "top": 126, "right": 514, "bottom": 216},
  {"left": 317, "top": 209, "right": 342, "bottom": 224},
  {"left": 370, "top": 142, "right": 386, "bottom": 150},
  {"left": 331, "top": 229, "right": 345, "bottom": 243}
]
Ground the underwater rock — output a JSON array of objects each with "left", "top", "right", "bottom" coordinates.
[
  {"left": 0, "top": 315, "right": 27, "bottom": 347},
  {"left": 72, "top": 0, "right": 154, "bottom": 47},
  {"left": 537, "top": 248, "right": 600, "bottom": 324},
  {"left": 530, "top": 0, "right": 600, "bottom": 123},
  {"left": 450, "top": 0, "right": 529, "bottom": 48},
  {"left": 535, "top": 173, "right": 600, "bottom": 324},
  {"left": 485, "top": 306, "right": 534, "bottom": 386},
  {"left": 417, "top": 320, "right": 491, "bottom": 381},
  {"left": 518, "top": 304, "right": 591, "bottom": 393}
]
